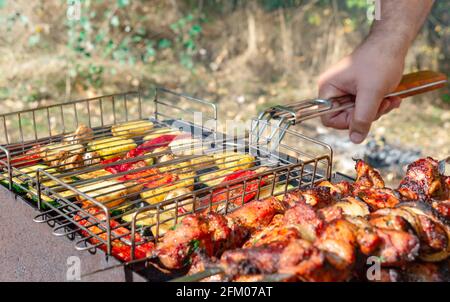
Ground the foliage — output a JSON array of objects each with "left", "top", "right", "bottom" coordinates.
[
  {"left": 64, "top": 0, "right": 203, "bottom": 88},
  {"left": 0, "top": 0, "right": 447, "bottom": 104}
]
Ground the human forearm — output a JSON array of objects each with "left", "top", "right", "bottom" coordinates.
[
  {"left": 318, "top": 0, "right": 435, "bottom": 143},
  {"left": 365, "top": 0, "right": 434, "bottom": 58}
]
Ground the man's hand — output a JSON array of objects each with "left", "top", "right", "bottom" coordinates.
[
  {"left": 318, "top": 0, "right": 434, "bottom": 144},
  {"left": 318, "top": 41, "right": 405, "bottom": 144}
]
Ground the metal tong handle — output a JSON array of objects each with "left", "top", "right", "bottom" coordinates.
[{"left": 274, "top": 70, "right": 448, "bottom": 124}]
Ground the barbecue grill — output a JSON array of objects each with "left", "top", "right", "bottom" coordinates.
[
  {"left": 0, "top": 70, "right": 447, "bottom": 281},
  {"left": 0, "top": 88, "right": 334, "bottom": 281}
]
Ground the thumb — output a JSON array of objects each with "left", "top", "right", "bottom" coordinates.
[{"left": 350, "top": 88, "right": 384, "bottom": 144}]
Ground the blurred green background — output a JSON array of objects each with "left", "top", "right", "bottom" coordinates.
[{"left": 0, "top": 0, "right": 449, "bottom": 180}]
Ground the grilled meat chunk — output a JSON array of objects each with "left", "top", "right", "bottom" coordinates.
[
  {"left": 318, "top": 181, "right": 353, "bottom": 197},
  {"left": 282, "top": 187, "right": 335, "bottom": 208},
  {"left": 357, "top": 188, "right": 400, "bottom": 210},
  {"left": 432, "top": 199, "right": 450, "bottom": 220},
  {"left": 283, "top": 201, "right": 324, "bottom": 242},
  {"left": 415, "top": 214, "right": 448, "bottom": 254},
  {"left": 353, "top": 217, "right": 420, "bottom": 266},
  {"left": 354, "top": 159, "right": 385, "bottom": 190},
  {"left": 314, "top": 219, "right": 357, "bottom": 272},
  {"left": 227, "top": 197, "right": 285, "bottom": 233},
  {"left": 155, "top": 197, "right": 284, "bottom": 269},
  {"left": 220, "top": 239, "right": 325, "bottom": 282},
  {"left": 156, "top": 214, "right": 216, "bottom": 269},
  {"left": 398, "top": 157, "right": 443, "bottom": 200}
]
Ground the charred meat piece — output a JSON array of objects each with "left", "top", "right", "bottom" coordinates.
[
  {"left": 299, "top": 186, "right": 335, "bottom": 208},
  {"left": 156, "top": 212, "right": 248, "bottom": 269},
  {"left": 400, "top": 262, "right": 447, "bottom": 282},
  {"left": 246, "top": 224, "right": 301, "bottom": 249},
  {"left": 415, "top": 214, "right": 448, "bottom": 255},
  {"left": 156, "top": 214, "right": 217, "bottom": 269},
  {"left": 357, "top": 188, "right": 400, "bottom": 210},
  {"left": 318, "top": 206, "right": 345, "bottom": 223},
  {"left": 227, "top": 197, "right": 285, "bottom": 233},
  {"left": 318, "top": 181, "right": 353, "bottom": 197},
  {"left": 282, "top": 187, "right": 335, "bottom": 208},
  {"left": 369, "top": 214, "right": 414, "bottom": 232},
  {"left": 155, "top": 197, "right": 284, "bottom": 269},
  {"left": 220, "top": 239, "right": 325, "bottom": 282},
  {"left": 398, "top": 157, "right": 443, "bottom": 200},
  {"left": 354, "top": 159, "right": 385, "bottom": 190},
  {"left": 314, "top": 219, "right": 357, "bottom": 272},
  {"left": 372, "top": 262, "right": 447, "bottom": 282},
  {"left": 355, "top": 222, "right": 420, "bottom": 267},
  {"left": 319, "top": 196, "right": 370, "bottom": 220},
  {"left": 283, "top": 201, "right": 324, "bottom": 242},
  {"left": 432, "top": 199, "right": 450, "bottom": 220},
  {"left": 373, "top": 202, "right": 450, "bottom": 262}
]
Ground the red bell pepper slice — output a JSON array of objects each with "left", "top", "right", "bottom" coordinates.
[
  {"left": 211, "top": 170, "right": 266, "bottom": 207},
  {"left": 75, "top": 207, "right": 155, "bottom": 262},
  {"left": 137, "top": 134, "right": 179, "bottom": 152},
  {"left": 10, "top": 145, "right": 42, "bottom": 168}
]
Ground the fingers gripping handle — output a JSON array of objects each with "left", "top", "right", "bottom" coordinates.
[{"left": 289, "top": 70, "right": 448, "bottom": 123}]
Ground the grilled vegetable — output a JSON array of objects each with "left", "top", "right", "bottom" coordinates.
[
  {"left": 198, "top": 170, "right": 230, "bottom": 187},
  {"left": 75, "top": 207, "right": 155, "bottom": 262},
  {"left": 140, "top": 172, "right": 195, "bottom": 205},
  {"left": 143, "top": 127, "right": 183, "bottom": 141},
  {"left": 10, "top": 145, "right": 43, "bottom": 168},
  {"left": 121, "top": 209, "right": 176, "bottom": 235},
  {"left": 169, "top": 138, "right": 203, "bottom": 156},
  {"left": 159, "top": 160, "right": 192, "bottom": 173},
  {"left": 210, "top": 170, "right": 267, "bottom": 208},
  {"left": 77, "top": 169, "right": 112, "bottom": 180},
  {"left": 257, "top": 184, "right": 295, "bottom": 201},
  {"left": 27, "top": 178, "right": 76, "bottom": 209},
  {"left": 75, "top": 180, "right": 128, "bottom": 208},
  {"left": 164, "top": 187, "right": 194, "bottom": 213},
  {"left": 0, "top": 164, "right": 56, "bottom": 194},
  {"left": 213, "top": 152, "right": 255, "bottom": 172},
  {"left": 87, "top": 137, "right": 137, "bottom": 159},
  {"left": 111, "top": 120, "right": 154, "bottom": 138},
  {"left": 189, "top": 155, "right": 215, "bottom": 170}
]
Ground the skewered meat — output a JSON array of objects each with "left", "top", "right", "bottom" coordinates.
[
  {"left": 432, "top": 199, "right": 450, "bottom": 220},
  {"left": 318, "top": 180, "right": 353, "bottom": 197},
  {"left": 354, "top": 159, "right": 385, "bottom": 190},
  {"left": 314, "top": 219, "right": 357, "bottom": 273},
  {"left": 398, "top": 157, "right": 443, "bottom": 200},
  {"left": 226, "top": 196, "right": 285, "bottom": 233},
  {"left": 174, "top": 157, "right": 449, "bottom": 282},
  {"left": 220, "top": 239, "right": 325, "bottom": 282},
  {"left": 282, "top": 187, "right": 334, "bottom": 208},
  {"left": 319, "top": 196, "right": 370, "bottom": 219},
  {"left": 155, "top": 197, "right": 284, "bottom": 269},
  {"left": 282, "top": 201, "right": 324, "bottom": 242},
  {"left": 357, "top": 187, "right": 400, "bottom": 210}
]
